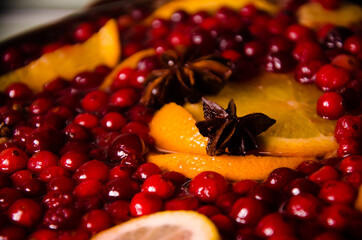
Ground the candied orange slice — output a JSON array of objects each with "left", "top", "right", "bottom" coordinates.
[
  {"left": 0, "top": 19, "right": 120, "bottom": 93},
  {"left": 297, "top": 2, "right": 362, "bottom": 29},
  {"left": 92, "top": 210, "right": 221, "bottom": 240},
  {"left": 100, "top": 48, "right": 156, "bottom": 90},
  {"left": 147, "top": 0, "right": 279, "bottom": 22}
]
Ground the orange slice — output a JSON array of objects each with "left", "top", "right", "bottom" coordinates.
[
  {"left": 91, "top": 210, "right": 221, "bottom": 240},
  {"left": 297, "top": 2, "right": 362, "bottom": 29},
  {"left": 355, "top": 185, "right": 362, "bottom": 213},
  {"left": 146, "top": 0, "right": 279, "bottom": 22},
  {"left": 0, "top": 19, "right": 120, "bottom": 93},
  {"left": 99, "top": 48, "right": 156, "bottom": 90},
  {"left": 148, "top": 152, "right": 312, "bottom": 181}
]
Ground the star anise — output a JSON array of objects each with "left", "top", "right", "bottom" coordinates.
[
  {"left": 196, "top": 98, "right": 276, "bottom": 156},
  {"left": 140, "top": 48, "right": 232, "bottom": 108}
]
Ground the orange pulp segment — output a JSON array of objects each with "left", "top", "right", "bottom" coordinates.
[{"left": 0, "top": 19, "right": 120, "bottom": 93}]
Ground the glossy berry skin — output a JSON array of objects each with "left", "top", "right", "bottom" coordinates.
[
  {"left": 105, "top": 200, "right": 130, "bottom": 223},
  {"left": 285, "top": 178, "right": 320, "bottom": 196},
  {"left": 318, "top": 180, "right": 356, "bottom": 205},
  {"left": 73, "top": 22, "right": 96, "bottom": 43},
  {"left": 27, "top": 151, "right": 58, "bottom": 173},
  {"left": 133, "top": 162, "right": 162, "bottom": 181},
  {"left": 0, "top": 147, "right": 28, "bottom": 173},
  {"left": 107, "top": 133, "right": 146, "bottom": 160},
  {"left": 164, "top": 195, "right": 199, "bottom": 211},
  {"left": 339, "top": 155, "right": 362, "bottom": 174},
  {"left": 101, "top": 112, "right": 127, "bottom": 131},
  {"left": 72, "top": 71, "right": 103, "bottom": 89},
  {"left": 337, "top": 137, "right": 361, "bottom": 157},
  {"left": 26, "top": 127, "right": 64, "bottom": 154},
  {"left": 319, "top": 203, "right": 357, "bottom": 230},
  {"left": 317, "top": 92, "right": 345, "bottom": 120},
  {"left": 129, "top": 192, "right": 163, "bottom": 217},
  {"left": 63, "top": 123, "right": 90, "bottom": 142},
  {"left": 73, "top": 179, "right": 103, "bottom": 198},
  {"left": 42, "top": 190, "right": 74, "bottom": 209},
  {"left": 308, "top": 165, "right": 339, "bottom": 185},
  {"left": 196, "top": 205, "right": 221, "bottom": 217},
  {"left": 141, "top": 174, "right": 175, "bottom": 199},
  {"left": 285, "top": 193, "right": 320, "bottom": 220},
  {"left": 189, "top": 171, "right": 229, "bottom": 202},
  {"left": 294, "top": 60, "right": 323, "bottom": 84},
  {"left": 73, "top": 113, "right": 99, "bottom": 129},
  {"left": 111, "top": 67, "right": 134, "bottom": 90},
  {"left": 81, "top": 209, "right": 112, "bottom": 234},
  {"left": 42, "top": 206, "right": 80, "bottom": 230},
  {"left": 255, "top": 212, "right": 295, "bottom": 238},
  {"left": 29, "top": 229, "right": 58, "bottom": 240},
  {"left": 8, "top": 198, "right": 43, "bottom": 227},
  {"left": 0, "top": 187, "right": 23, "bottom": 211},
  {"left": 29, "top": 98, "right": 53, "bottom": 115},
  {"left": 102, "top": 178, "right": 139, "bottom": 201},
  {"left": 334, "top": 115, "right": 362, "bottom": 142},
  {"left": 81, "top": 90, "right": 108, "bottom": 112},
  {"left": 344, "top": 35, "right": 362, "bottom": 55},
  {"left": 229, "top": 197, "right": 268, "bottom": 226},
  {"left": 73, "top": 160, "right": 109, "bottom": 183},
  {"left": 316, "top": 64, "right": 351, "bottom": 91},
  {"left": 59, "top": 151, "right": 89, "bottom": 172},
  {"left": 0, "top": 225, "right": 26, "bottom": 240},
  {"left": 47, "top": 176, "right": 76, "bottom": 193},
  {"left": 210, "top": 214, "right": 235, "bottom": 235},
  {"left": 5, "top": 82, "right": 32, "bottom": 100},
  {"left": 297, "top": 160, "right": 321, "bottom": 175},
  {"left": 109, "top": 88, "right": 139, "bottom": 108},
  {"left": 263, "top": 167, "right": 301, "bottom": 190},
  {"left": 293, "top": 41, "right": 323, "bottom": 63}
]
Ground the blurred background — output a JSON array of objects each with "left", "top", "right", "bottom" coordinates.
[{"left": 0, "top": 0, "right": 94, "bottom": 41}]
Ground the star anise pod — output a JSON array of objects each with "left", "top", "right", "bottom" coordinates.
[
  {"left": 140, "top": 48, "right": 232, "bottom": 108},
  {"left": 196, "top": 98, "right": 276, "bottom": 156}
]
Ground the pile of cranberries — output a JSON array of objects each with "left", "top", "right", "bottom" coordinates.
[{"left": 0, "top": 0, "right": 362, "bottom": 239}]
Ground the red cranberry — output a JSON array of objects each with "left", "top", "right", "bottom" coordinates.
[
  {"left": 122, "top": 121, "right": 152, "bottom": 144},
  {"left": 285, "top": 193, "right": 320, "bottom": 220},
  {"left": 196, "top": 205, "right": 221, "bottom": 217},
  {"left": 129, "top": 192, "right": 163, "bottom": 219},
  {"left": 344, "top": 35, "right": 362, "bottom": 55},
  {"left": 294, "top": 60, "right": 324, "bottom": 84},
  {"left": 240, "top": 4, "right": 258, "bottom": 18},
  {"left": 29, "top": 97, "right": 53, "bottom": 115},
  {"left": 109, "top": 163, "right": 133, "bottom": 180},
  {"left": 319, "top": 180, "right": 356, "bottom": 204},
  {"left": 229, "top": 197, "right": 268, "bottom": 226},
  {"left": 1, "top": 47, "right": 24, "bottom": 71},
  {"left": 0, "top": 147, "right": 28, "bottom": 173},
  {"left": 109, "top": 88, "right": 139, "bottom": 108},
  {"left": 255, "top": 212, "right": 295, "bottom": 238},
  {"left": 285, "top": 24, "right": 314, "bottom": 42},
  {"left": 43, "top": 77, "right": 68, "bottom": 93},
  {"left": 27, "top": 151, "right": 58, "bottom": 173},
  {"left": 26, "top": 127, "right": 64, "bottom": 154},
  {"left": 129, "top": 69, "right": 149, "bottom": 89},
  {"left": 248, "top": 185, "right": 284, "bottom": 209},
  {"left": 318, "top": 0, "right": 341, "bottom": 10},
  {"left": 210, "top": 214, "right": 235, "bottom": 236},
  {"left": 244, "top": 40, "right": 266, "bottom": 59},
  {"left": 47, "top": 176, "right": 76, "bottom": 193},
  {"left": 81, "top": 90, "right": 108, "bottom": 112},
  {"left": 191, "top": 10, "right": 209, "bottom": 24},
  {"left": 335, "top": 115, "right": 362, "bottom": 142},
  {"left": 42, "top": 190, "right": 74, "bottom": 209},
  {"left": 0, "top": 225, "right": 26, "bottom": 240},
  {"left": 285, "top": 178, "right": 320, "bottom": 196},
  {"left": 10, "top": 169, "right": 34, "bottom": 186},
  {"left": 297, "top": 160, "right": 321, "bottom": 175},
  {"left": 107, "top": 133, "right": 146, "bottom": 161},
  {"left": 189, "top": 171, "right": 229, "bottom": 202},
  {"left": 123, "top": 42, "right": 143, "bottom": 58},
  {"left": 101, "top": 112, "right": 127, "bottom": 131},
  {"left": 264, "top": 167, "right": 301, "bottom": 190},
  {"left": 126, "top": 104, "right": 154, "bottom": 124},
  {"left": 73, "top": 179, "right": 103, "bottom": 198},
  {"left": 81, "top": 209, "right": 112, "bottom": 234},
  {"left": 74, "top": 113, "right": 99, "bottom": 129},
  {"left": 72, "top": 71, "right": 103, "bottom": 89},
  {"left": 265, "top": 52, "right": 297, "bottom": 73},
  {"left": 29, "top": 229, "right": 58, "bottom": 240},
  {"left": 0, "top": 187, "right": 22, "bottom": 211},
  {"left": 221, "top": 49, "right": 242, "bottom": 61},
  {"left": 268, "top": 36, "right": 294, "bottom": 53},
  {"left": 58, "top": 229, "right": 90, "bottom": 240},
  {"left": 168, "top": 30, "right": 191, "bottom": 47},
  {"left": 105, "top": 200, "right": 130, "bottom": 223},
  {"left": 75, "top": 195, "right": 103, "bottom": 212},
  {"left": 162, "top": 171, "right": 188, "bottom": 187},
  {"left": 141, "top": 174, "right": 175, "bottom": 199},
  {"left": 319, "top": 203, "right": 358, "bottom": 230},
  {"left": 317, "top": 92, "right": 345, "bottom": 120},
  {"left": 215, "top": 192, "right": 238, "bottom": 212},
  {"left": 64, "top": 123, "right": 90, "bottom": 142},
  {"left": 59, "top": 140, "right": 91, "bottom": 156},
  {"left": 39, "top": 166, "right": 70, "bottom": 182},
  {"left": 59, "top": 151, "right": 89, "bottom": 172},
  {"left": 43, "top": 206, "right": 80, "bottom": 230},
  {"left": 293, "top": 41, "right": 323, "bottom": 63},
  {"left": 232, "top": 179, "right": 258, "bottom": 195},
  {"left": 308, "top": 165, "right": 340, "bottom": 185},
  {"left": 164, "top": 195, "right": 199, "bottom": 211},
  {"left": 313, "top": 232, "right": 344, "bottom": 240},
  {"left": 345, "top": 171, "right": 362, "bottom": 189},
  {"left": 323, "top": 27, "right": 353, "bottom": 49},
  {"left": 12, "top": 126, "right": 33, "bottom": 148},
  {"left": 8, "top": 198, "right": 43, "bottom": 227},
  {"left": 316, "top": 64, "right": 351, "bottom": 91},
  {"left": 5, "top": 82, "right": 32, "bottom": 100},
  {"left": 73, "top": 22, "right": 96, "bottom": 43},
  {"left": 16, "top": 178, "right": 45, "bottom": 197},
  {"left": 41, "top": 41, "right": 64, "bottom": 54},
  {"left": 103, "top": 178, "right": 139, "bottom": 201},
  {"left": 73, "top": 160, "right": 109, "bottom": 183},
  {"left": 50, "top": 105, "right": 73, "bottom": 120},
  {"left": 337, "top": 137, "right": 361, "bottom": 157},
  {"left": 340, "top": 155, "right": 362, "bottom": 174}
]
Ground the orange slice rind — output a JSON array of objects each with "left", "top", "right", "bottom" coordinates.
[{"left": 0, "top": 19, "right": 120, "bottom": 93}]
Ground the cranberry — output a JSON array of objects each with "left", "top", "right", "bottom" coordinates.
[
  {"left": 319, "top": 203, "right": 358, "bottom": 230},
  {"left": 319, "top": 180, "right": 356, "bottom": 204},
  {"left": 41, "top": 41, "right": 64, "bottom": 54},
  {"left": 75, "top": 195, "right": 103, "bottom": 212},
  {"left": 344, "top": 35, "right": 362, "bottom": 55},
  {"left": 308, "top": 165, "right": 340, "bottom": 185},
  {"left": 345, "top": 172, "right": 362, "bottom": 189},
  {"left": 196, "top": 205, "right": 221, "bottom": 217},
  {"left": 50, "top": 105, "right": 73, "bottom": 120},
  {"left": 294, "top": 60, "right": 324, "bottom": 84},
  {"left": 317, "top": 92, "right": 345, "bottom": 119},
  {"left": 129, "top": 69, "right": 148, "bottom": 89},
  {"left": 0, "top": 187, "right": 22, "bottom": 211},
  {"left": 265, "top": 52, "right": 297, "bottom": 73},
  {"left": 8, "top": 198, "right": 43, "bottom": 227},
  {"left": 64, "top": 123, "right": 90, "bottom": 142},
  {"left": 191, "top": 11, "right": 209, "bottom": 24},
  {"left": 29, "top": 229, "right": 58, "bottom": 240},
  {"left": 101, "top": 112, "right": 127, "bottom": 131},
  {"left": 102, "top": 178, "right": 138, "bottom": 201},
  {"left": 26, "top": 127, "right": 64, "bottom": 154},
  {"left": 126, "top": 104, "right": 154, "bottom": 124},
  {"left": 73, "top": 22, "right": 96, "bottom": 43},
  {"left": 109, "top": 164, "right": 133, "bottom": 180},
  {"left": 264, "top": 167, "right": 301, "bottom": 190},
  {"left": 210, "top": 214, "right": 235, "bottom": 236},
  {"left": 123, "top": 42, "right": 143, "bottom": 58},
  {"left": 240, "top": 4, "right": 258, "bottom": 18},
  {"left": 29, "top": 97, "right": 53, "bottom": 115},
  {"left": 129, "top": 192, "right": 163, "bottom": 217},
  {"left": 141, "top": 174, "right": 175, "bottom": 199},
  {"left": 109, "top": 88, "right": 139, "bottom": 108},
  {"left": 107, "top": 133, "right": 146, "bottom": 161},
  {"left": 105, "top": 200, "right": 130, "bottom": 223},
  {"left": 0, "top": 225, "right": 26, "bottom": 240},
  {"left": 229, "top": 197, "right": 268, "bottom": 226},
  {"left": 5, "top": 82, "right": 32, "bottom": 100},
  {"left": 189, "top": 171, "right": 229, "bottom": 202},
  {"left": 285, "top": 24, "right": 314, "bottom": 42},
  {"left": 255, "top": 212, "right": 295, "bottom": 238},
  {"left": 122, "top": 121, "right": 152, "bottom": 144},
  {"left": 337, "top": 137, "right": 361, "bottom": 157},
  {"left": 243, "top": 40, "right": 266, "bottom": 59},
  {"left": 232, "top": 179, "right": 258, "bottom": 195},
  {"left": 59, "top": 140, "right": 91, "bottom": 156},
  {"left": 162, "top": 171, "right": 188, "bottom": 187},
  {"left": 164, "top": 195, "right": 199, "bottom": 211},
  {"left": 16, "top": 178, "right": 45, "bottom": 197},
  {"left": 42, "top": 190, "right": 74, "bottom": 209},
  {"left": 27, "top": 151, "right": 58, "bottom": 173},
  {"left": 73, "top": 179, "right": 103, "bottom": 198},
  {"left": 339, "top": 155, "right": 362, "bottom": 174},
  {"left": 316, "top": 64, "right": 351, "bottom": 91},
  {"left": 335, "top": 115, "right": 362, "bottom": 142},
  {"left": 81, "top": 90, "right": 108, "bottom": 112},
  {"left": 285, "top": 193, "right": 320, "bottom": 220},
  {"left": 59, "top": 151, "right": 89, "bottom": 172},
  {"left": 58, "top": 229, "right": 90, "bottom": 240},
  {"left": 168, "top": 30, "right": 191, "bottom": 47},
  {"left": 297, "top": 160, "right": 321, "bottom": 175},
  {"left": 10, "top": 169, "right": 34, "bottom": 186},
  {"left": 47, "top": 176, "right": 76, "bottom": 193},
  {"left": 268, "top": 36, "right": 294, "bottom": 53},
  {"left": 285, "top": 178, "right": 320, "bottom": 196},
  {"left": 221, "top": 49, "right": 242, "bottom": 61},
  {"left": 215, "top": 192, "right": 238, "bottom": 212},
  {"left": 293, "top": 41, "right": 323, "bottom": 63},
  {"left": 331, "top": 54, "right": 359, "bottom": 72},
  {"left": 43, "top": 77, "right": 69, "bottom": 93},
  {"left": 73, "top": 160, "right": 109, "bottom": 183},
  {"left": 72, "top": 71, "right": 103, "bottom": 89},
  {"left": 248, "top": 185, "right": 284, "bottom": 210},
  {"left": 43, "top": 206, "right": 80, "bottom": 230},
  {"left": 318, "top": 0, "right": 341, "bottom": 10},
  {"left": 323, "top": 27, "right": 353, "bottom": 49},
  {"left": 0, "top": 147, "right": 28, "bottom": 173},
  {"left": 81, "top": 209, "right": 112, "bottom": 234},
  {"left": 73, "top": 113, "right": 99, "bottom": 129}
]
